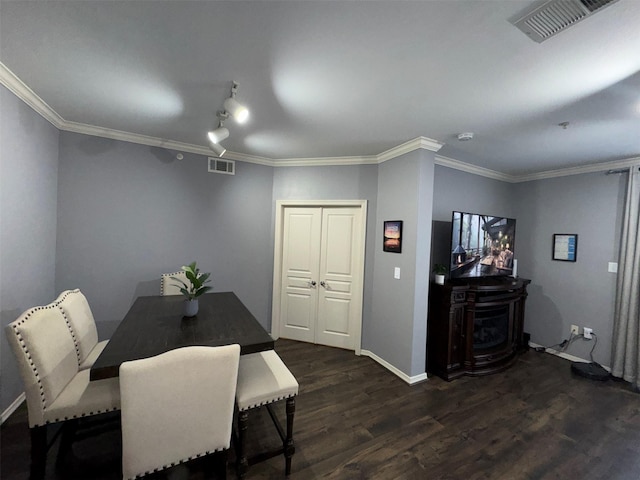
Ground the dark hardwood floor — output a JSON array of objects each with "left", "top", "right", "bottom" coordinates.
[{"left": 2, "top": 339, "right": 640, "bottom": 480}]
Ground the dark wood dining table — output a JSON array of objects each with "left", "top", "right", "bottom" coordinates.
[{"left": 90, "top": 292, "right": 274, "bottom": 381}]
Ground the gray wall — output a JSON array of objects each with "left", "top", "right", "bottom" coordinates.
[
  {"left": 56, "top": 132, "right": 274, "bottom": 338},
  {"left": 1, "top": 85, "right": 59, "bottom": 412},
  {"left": 432, "top": 165, "right": 517, "bottom": 221},
  {"left": 411, "top": 152, "right": 435, "bottom": 377},
  {"left": 431, "top": 165, "right": 625, "bottom": 367},
  {"left": 272, "top": 164, "right": 378, "bottom": 338},
  {"left": 514, "top": 172, "right": 626, "bottom": 366},
  {"left": 1, "top": 83, "right": 628, "bottom": 415},
  {"left": 430, "top": 164, "right": 517, "bottom": 274},
  {"left": 370, "top": 150, "right": 434, "bottom": 377}
]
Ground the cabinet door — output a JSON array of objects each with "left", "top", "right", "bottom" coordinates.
[{"left": 448, "top": 305, "right": 465, "bottom": 370}]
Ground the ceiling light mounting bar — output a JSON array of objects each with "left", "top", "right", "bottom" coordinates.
[{"left": 230, "top": 81, "right": 240, "bottom": 99}]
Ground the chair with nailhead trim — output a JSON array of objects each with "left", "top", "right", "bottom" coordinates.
[
  {"left": 5, "top": 303, "right": 121, "bottom": 480},
  {"left": 160, "top": 271, "right": 188, "bottom": 296},
  {"left": 120, "top": 344, "right": 240, "bottom": 480},
  {"left": 55, "top": 289, "right": 109, "bottom": 370},
  {"left": 235, "top": 350, "right": 299, "bottom": 478}
]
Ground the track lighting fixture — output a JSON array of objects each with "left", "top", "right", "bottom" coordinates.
[
  {"left": 205, "top": 81, "right": 249, "bottom": 157},
  {"left": 223, "top": 81, "right": 249, "bottom": 123}
]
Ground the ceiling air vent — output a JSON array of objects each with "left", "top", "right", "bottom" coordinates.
[
  {"left": 208, "top": 157, "right": 235, "bottom": 175},
  {"left": 512, "top": 0, "right": 619, "bottom": 43}
]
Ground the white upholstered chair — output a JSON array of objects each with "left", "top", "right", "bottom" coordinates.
[
  {"left": 5, "top": 303, "right": 120, "bottom": 479},
  {"left": 120, "top": 344, "right": 240, "bottom": 480},
  {"left": 235, "top": 349, "right": 299, "bottom": 478},
  {"left": 55, "top": 289, "right": 108, "bottom": 370},
  {"left": 160, "top": 271, "right": 188, "bottom": 296}
]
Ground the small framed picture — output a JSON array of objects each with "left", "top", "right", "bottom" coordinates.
[
  {"left": 383, "top": 220, "right": 403, "bottom": 253},
  {"left": 553, "top": 234, "right": 578, "bottom": 262}
]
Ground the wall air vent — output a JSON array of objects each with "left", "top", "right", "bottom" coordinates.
[
  {"left": 208, "top": 157, "right": 235, "bottom": 175},
  {"left": 512, "top": 0, "right": 619, "bottom": 43}
]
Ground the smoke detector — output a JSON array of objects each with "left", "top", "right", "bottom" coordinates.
[
  {"left": 457, "top": 132, "right": 474, "bottom": 141},
  {"left": 512, "top": 0, "right": 619, "bottom": 43}
]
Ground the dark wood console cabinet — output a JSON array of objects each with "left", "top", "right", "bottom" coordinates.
[{"left": 427, "top": 277, "right": 531, "bottom": 381}]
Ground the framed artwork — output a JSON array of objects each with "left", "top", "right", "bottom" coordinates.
[
  {"left": 383, "top": 220, "right": 403, "bottom": 253},
  {"left": 553, "top": 234, "right": 578, "bottom": 262}
]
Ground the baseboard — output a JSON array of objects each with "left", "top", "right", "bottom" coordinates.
[
  {"left": 1, "top": 392, "right": 25, "bottom": 424},
  {"left": 360, "top": 349, "right": 428, "bottom": 385},
  {"left": 528, "top": 342, "right": 611, "bottom": 372}
]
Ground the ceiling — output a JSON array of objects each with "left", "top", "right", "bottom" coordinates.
[{"left": 1, "top": 0, "right": 639, "bottom": 178}]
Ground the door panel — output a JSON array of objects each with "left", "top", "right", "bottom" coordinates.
[
  {"left": 284, "top": 293, "right": 313, "bottom": 329},
  {"left": 316, "top": 208, "right": 361, "bottom": 349},
  {"left": 322, "top": 297, "right": 351, "bottom": 334},
  {"left": 323, "top": 213, "right": 354, "bottom": 275},
  {"left": 280, "top": 208, "right": 321, "bottom": 342}
]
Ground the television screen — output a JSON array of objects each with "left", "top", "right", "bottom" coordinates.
[{"left": 450, "top": 211, "right": 516, "bottom": 279}]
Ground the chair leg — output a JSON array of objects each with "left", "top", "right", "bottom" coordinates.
[
  {"left": 204, "top": 450, "right": 227, "bottom": 480},
  {"left": 30, "top": 425, "right": 47, "bottom": 480},
  {"left": 237, "top": 410, "right": 249, "bottom": 479},
  {"left": 56, "top": 419, "right": 78, "bottom": 468},
  {"left": 214, "top": 450, "right": 227, "bottom": 480},
  {"left": 284, "top": 397, "right": 296, "bottom": 475}
]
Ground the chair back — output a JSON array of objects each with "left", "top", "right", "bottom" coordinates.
[
  {"left": 120, "top": 344, "right": 240, "bottom": 479},
  {"left": 160, "top": 271, "right": 187, "bottom": 296},
  {"left": 5, "top": 303, "right": 79, "bottom": 427},
  {"left": 55, "top": 289, "right": 99, "bottom": 365}
]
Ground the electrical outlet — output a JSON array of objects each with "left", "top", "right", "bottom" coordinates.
[
  {"left": 583, "top": 327, "right": 593, "bottom": 340},
  {"left": 570, "top": 324, "right": 579, "bottom": 335}
]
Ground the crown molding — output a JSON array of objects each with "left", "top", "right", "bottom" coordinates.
[
  {"left": 3, "top": 61, "right": 635, "bottom": 183},
  {"left": 265, "top": 136, "right": 444, "bottom": 167},
  {"left": 435, "top": 154, "right": 517, "bottom": 183},
  {"left": 270, "top": 154, "right": 378, "bottom": 167},
  {"left": 222, "top": 150, "right": 275, "bottom": 167},
  {"left": 0, "top": 62, "right": 64, "bottom": 128},
  {"left": 59, "top": 120, "right": 218, "bottom": 157},
  {"left": 514, "top": 156, "right": 640, "bottom": 182},
  {"left": 377, "top": 136, "right": 444, "bottom": 163}
]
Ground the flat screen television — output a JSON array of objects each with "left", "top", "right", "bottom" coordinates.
[{"left": 449, "top": 211, "right": 516, "bottom": 279}]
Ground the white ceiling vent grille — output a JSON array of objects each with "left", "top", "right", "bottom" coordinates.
[
  {"left": 512, "top": 0, "right": 619, "bottom": 43},
  {"left": 208, "top": 157, "right": 235, "bottom": 175}
]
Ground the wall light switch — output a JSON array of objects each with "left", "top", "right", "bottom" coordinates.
[
  {"left": 608, "top": 262, "right": 618, "bottom": 273},
  {"left": 394, "top": 267, "right": 401, "bottom": 279}
]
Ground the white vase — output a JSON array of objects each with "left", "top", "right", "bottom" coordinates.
[
  {"left": 183, "top": 299, "right": 199, "bottom": 317},
  {"left": 435, "top": 274, "right": 445, "bottom": 285}
]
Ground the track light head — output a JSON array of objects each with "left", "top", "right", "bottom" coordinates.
[
  {"left": 207, "top": 127, "right": 229, "bottom": 144},
  {"left": 209, "top": 141, "right": 226, "bottom": 157},
  {"left": 208, "top": 124, "right": 228, "bottom": 157},
  {"left": 223, "top": 97, "right": 249, "bottom": 123}
]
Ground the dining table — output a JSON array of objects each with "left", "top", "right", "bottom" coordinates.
[{"left": 90, "top": 291, "right": 274, "bottom": 381}]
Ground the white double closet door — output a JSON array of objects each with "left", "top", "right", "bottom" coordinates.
[{"left": 278, "top": 205, "right": 365, "bottom": 351}]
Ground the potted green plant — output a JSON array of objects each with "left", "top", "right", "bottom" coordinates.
[
  {"left": 171, "top": 261, "right": 212, "bottom": 317},
  {"left": 432, "top": 264, "right": 447, "bottom": 285}
]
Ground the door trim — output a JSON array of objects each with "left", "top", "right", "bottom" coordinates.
[{"left": 271, "top": 200, "right": 367, "bottom": 355}]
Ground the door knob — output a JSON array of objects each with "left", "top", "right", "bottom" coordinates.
[
  {"left": 309, "top": 281, "right": 317, "bottom": 287},
  {"left": 320, "top": 281, "right": 326, "bottom": 288}
]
